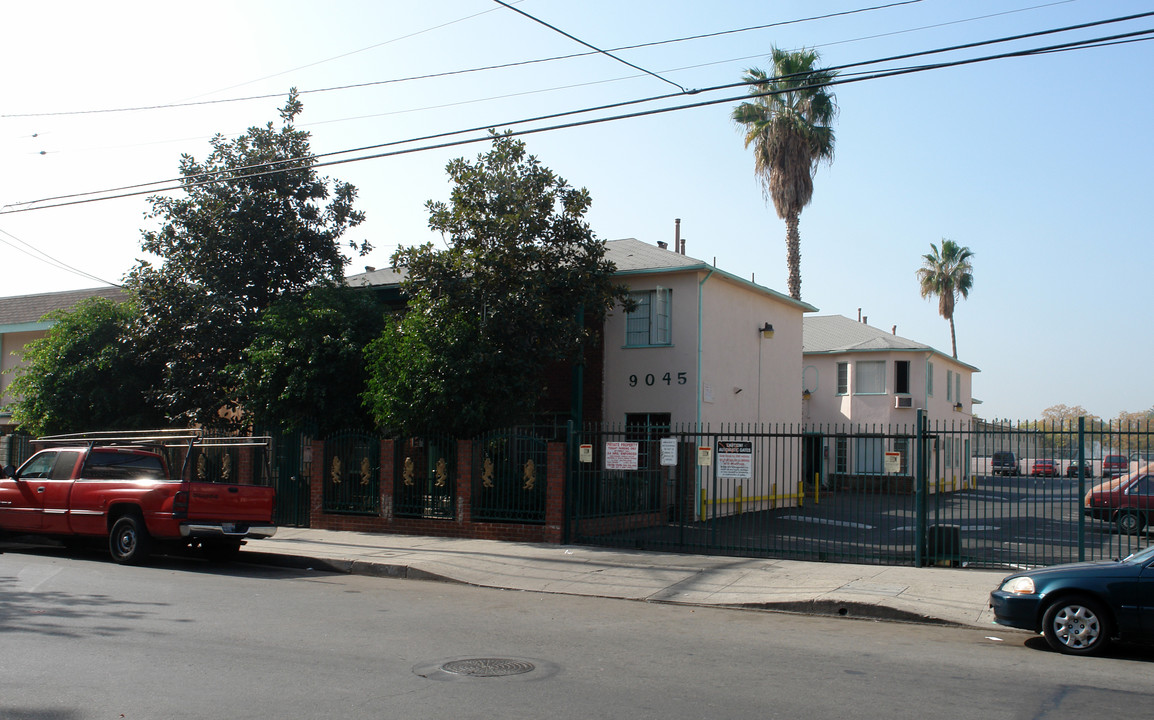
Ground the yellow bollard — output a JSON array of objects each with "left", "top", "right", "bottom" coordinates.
[
  {"left": 736, "top": 485, "right": 743, "bottom": 515},
  {"left": 814, "top": 473, "right": 820, "bottom": 505},
  {"left": 771, "top": 483, "right": 777, "bottom": 509}
]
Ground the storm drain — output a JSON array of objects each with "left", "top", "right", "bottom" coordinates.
[{"left": 440, "top": 658, "right": 536, "bottom": 677}]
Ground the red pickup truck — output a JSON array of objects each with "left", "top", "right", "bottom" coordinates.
[{"left": 0, "top": 430, "right": 276, "bottom": 564}]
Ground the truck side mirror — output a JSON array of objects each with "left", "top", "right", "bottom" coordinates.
[{"left": 0, "top": 465, "right": 14, "bottom": 479}]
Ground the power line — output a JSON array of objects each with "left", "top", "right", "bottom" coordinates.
[
  {"left": 0, "top": 226, "right": 121, "bottom": 286},
  {"left": 1, "top": 0, "right": 929, "bottom": 119},
  {"left": 7, "top": 10, "right": 1149, "bottom": 212},
  {"left": 491, "top": 0, "right": 689, "bottom": 93},
  {"left": 3, "top": 28, "right": 1148, "bottom": 217}
]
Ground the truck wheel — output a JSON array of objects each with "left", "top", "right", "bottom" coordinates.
[
  {"left": 1116, "top": 510, "right": 1146, "bottom": 535},
  {"left": 202, "top": 541, "right": 242, "bottom": 563},
  {"left": 109, "top": 513, "right": 153, "bottom": 565}
]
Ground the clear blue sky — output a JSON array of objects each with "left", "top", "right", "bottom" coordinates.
[{"left": 2, "top": 0, "right": 1151, "bottom": 421}]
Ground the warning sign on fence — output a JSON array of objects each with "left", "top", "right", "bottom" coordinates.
[
  {"left": 605, "top": 441, "right": 639, "bottom": 470},
  {"left": 716, "top": 440, "right": 753, "bottom": 479}
]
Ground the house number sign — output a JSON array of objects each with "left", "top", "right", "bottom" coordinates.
[{"left": 628, "top": 371, "right": 688, "bottom": 387}]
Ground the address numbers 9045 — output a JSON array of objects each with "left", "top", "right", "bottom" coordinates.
[{"left": 629, "top": 372, "right": 688, "bottom": 387}]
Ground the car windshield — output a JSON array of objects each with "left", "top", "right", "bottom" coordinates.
[{"left": 1122, "top": 545, "right": 1154, "bottom": 564}]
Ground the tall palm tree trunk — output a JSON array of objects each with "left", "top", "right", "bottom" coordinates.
[
  {"left": 785, "top": 212, "right": 802, "bottom": 300},
  {"left": 949, "top": 315, "right": 958, "bottom": 359}
]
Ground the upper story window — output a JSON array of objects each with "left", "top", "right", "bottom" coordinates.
[
  {"left": 836, "top": 362, "right": 849, "bottom": 394},
  {"left": 894, "top": 360, "right": 910, "bottom": 394},
  {"left": 625, "top": 288, "right": 671, "bottom": 347},
  {"left": 855, "top": 360, "right": 886, "bottom": 394},
  {"left": 947, "top": 369, "right": 954, "bottom": 402},
  {"left": 927, "top": 361, "right": 934, "bottom": 397},
  {"left": 955, "top": 373, "right": 962, "bottom": 406}
]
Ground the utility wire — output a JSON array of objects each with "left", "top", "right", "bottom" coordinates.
[
  {"left": 7, "top": 10, "right": 1149, "bottom": 211},
  {"left": 3, "top": 28, "right": 1148, "bottom": 217},
  {"left": 0, "top": 226, "right": 121, "bottom": 286},
  {"left": 491, "top": 0, "right": 689, "bottom": 93},
  {"left": 1, "top": 0, "right": 929, "bottom": 119}
]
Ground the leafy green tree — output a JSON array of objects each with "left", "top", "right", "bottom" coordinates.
[
  {"left": 916, "top": 239, "right": 975, "bottom": 359},
  {"left": 363, "top": 132, "right": 628, "bottom": 436},
  {"left": 128, "top": 90, "right": 368, "bottom": 428},
  {"left": 235, "top": 286, "right": 386, "bottom": 434},
  {"left": 5, "top": 297, "right": 165, "bottom": 435},
  {"left": 732, "top": 47, "right": 838, "bottom": 301}
]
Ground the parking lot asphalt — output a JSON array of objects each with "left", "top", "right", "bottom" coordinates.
[{"left": 243, "top": 528, "right": 1014, "bottom": 629}]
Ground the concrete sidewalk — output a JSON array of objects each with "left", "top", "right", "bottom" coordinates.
[{"left": 244, "top": 528, "right": 1010, "bottom": 629}]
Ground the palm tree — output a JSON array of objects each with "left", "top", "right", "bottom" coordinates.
[
  {"left": 916, "top": 239, "right": 975, "bottom": 359},
  {"left": 731, "top": 47, "right": 837, "bottom": 301}
]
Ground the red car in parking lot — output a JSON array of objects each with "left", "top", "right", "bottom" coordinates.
[
  {"left": 1031, "top": 459, "right": 1059, "bottom": 477},
  {"left": 1102, "top": 455, "right": 1130, "bottom": 478}
]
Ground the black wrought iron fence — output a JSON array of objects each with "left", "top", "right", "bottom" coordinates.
[
  {"left": 322, "top": 430, "right": 381, "bottom": 515},
  {"left": 568, "top": 417, "right": 1154, "bottom": 569},
  {"left": 472, "top": 430, "right": 548, "bottom": 524},
  {"left": 394, "top": 435, "right": 456, "bottom": 519}
]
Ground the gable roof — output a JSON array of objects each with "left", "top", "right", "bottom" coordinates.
[
  {"left": 803, "top": 314, "right": 979, "bottom": 372},
  {"left": 344, "top": 238, "right": 817, "bottom": 313},
  {"left": 0, "top": 286, "right": 127, "bottom": 330}
]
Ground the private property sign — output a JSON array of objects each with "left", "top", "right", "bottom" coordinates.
[
  {"left": 604, "top": 442, "right": 639, "bottom": 471},
  {"left": 716, "top": 440, "right": 753, "bottom": 479}
]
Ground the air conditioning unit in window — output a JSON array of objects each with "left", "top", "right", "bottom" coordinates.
[{"left": 895, "top": 396, "right": 914, "bottom": 409}]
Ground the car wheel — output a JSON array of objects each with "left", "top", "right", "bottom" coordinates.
[
  {"left": 109, "top": 513, "right": 152, "bottom": 565},
  {"left": 1042, "top": 596, "right": 1111, "bottom": 656},
  {"left": 1116, "top": 510, "right": 1146, "bottom": 535}
]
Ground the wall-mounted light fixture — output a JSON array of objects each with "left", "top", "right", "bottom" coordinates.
[
  {"left": 954, "top": 402, "right": 963, "bottom": 412},
  {"left": 802, "top": 389, "right": 812, "bottom": 401},
  {"left": 759, "top": 322, "right": 774, "bottom": 339}
]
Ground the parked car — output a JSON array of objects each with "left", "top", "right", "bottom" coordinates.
[
  {"left": 989, "top": 544, "right": 1154, "bottom": 656},
  {"left": 1066, "top": 459, "right": 1094, "bottom": 478},
  {"left": 992, "top": 451, "right": 1019, "bottom": 476},
  {"left": 1083, "top": 464, "right": 1154, "bottom": 534},
  {"left": 1031, "top": 459, "right": 1059, "bottom": 477},
  {"left": 1103, "top": 454, "right": 1130, "bottom": 478}
]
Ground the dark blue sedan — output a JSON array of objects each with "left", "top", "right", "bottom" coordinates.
[{"left": 989, "top": 545, "right": 1154, "bottom": 656}]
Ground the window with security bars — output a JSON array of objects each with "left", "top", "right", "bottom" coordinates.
[{"left": 625, "top": 288, "right": 671, "bottom": 346}]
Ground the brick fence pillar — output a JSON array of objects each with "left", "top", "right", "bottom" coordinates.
[
  {"left": 544, "top": 441, "right": 566, "bottom": 543},
  {"left": 456, "top": 439, "right": 472, "bottom": 525},
  {"left": 309, "top": 439, "right": 324, "bottom": 522},
  {"left": 380, "top": 438, "right": 394, "bottom": 519}
]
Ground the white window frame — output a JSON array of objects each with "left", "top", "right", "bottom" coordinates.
[
  {"left": 854, "top": 360, "right": 886, "bottom": 395},
  {"left": 836, "top": 362, "right": 849, "bottom": 394},
  {"left": 625, "top": 287, "right": 672, "bottom": 347}
]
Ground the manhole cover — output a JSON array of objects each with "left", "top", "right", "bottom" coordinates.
[{"left": 440, "top": 658, "right": 536, "bottom": 677}]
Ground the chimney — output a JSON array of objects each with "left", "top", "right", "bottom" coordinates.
[
  {"left": 863, "top": 316, "right": 868, "bottom": 325},
  {"left": 365, "top": 266, "right": 376, "bottom": 273},
  {"left": 674, "top": 218, "right": 682, "bottom": 254},
  {"left": 892, "top": 325, "right": 897, "bottom": 335},
  {"left": 857, "top": 308, "right": 862, "bottom": 322},
  {"left": 657, "top": 240, "right": 668, "bottom": 250}
]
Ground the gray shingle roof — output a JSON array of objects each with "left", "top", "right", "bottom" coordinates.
[
  {"left": 0, "top": 286, "right": 127, "bottom": 327},
  {"left": 803, "top": 314, "right": 979, "bottom": 372}
]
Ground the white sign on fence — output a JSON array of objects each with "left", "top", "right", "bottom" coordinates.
[
  {"left": 605, "top": 441, "right": 639, "bottom": 470},
  {"left": 660, "top": 438, "right": 678, "bottom": 466},
  {"left": 884, "top": 451, "right": 901, "bottom": 474},
  {"left": 716, "top": 440, "right": 753, "bottom": 479}
]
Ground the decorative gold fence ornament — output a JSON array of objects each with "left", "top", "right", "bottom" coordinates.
[
  {"left": 360, "top": 457, "right": 372, "bottom": 485},
  {"left": 482, "top": 457, "right": 495, "bottom": 488},
  {"left": 522, "top": 458, "right": 536, "bottom": 491},
  {"left": 403, "top": 457, "right": 415, "bottom": 486},
  {"left": 331, "top": 456, "right": 342, "bottom": 484},
  {"left": 434, "top": 457, "right": 448, "bottom": 487}
]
